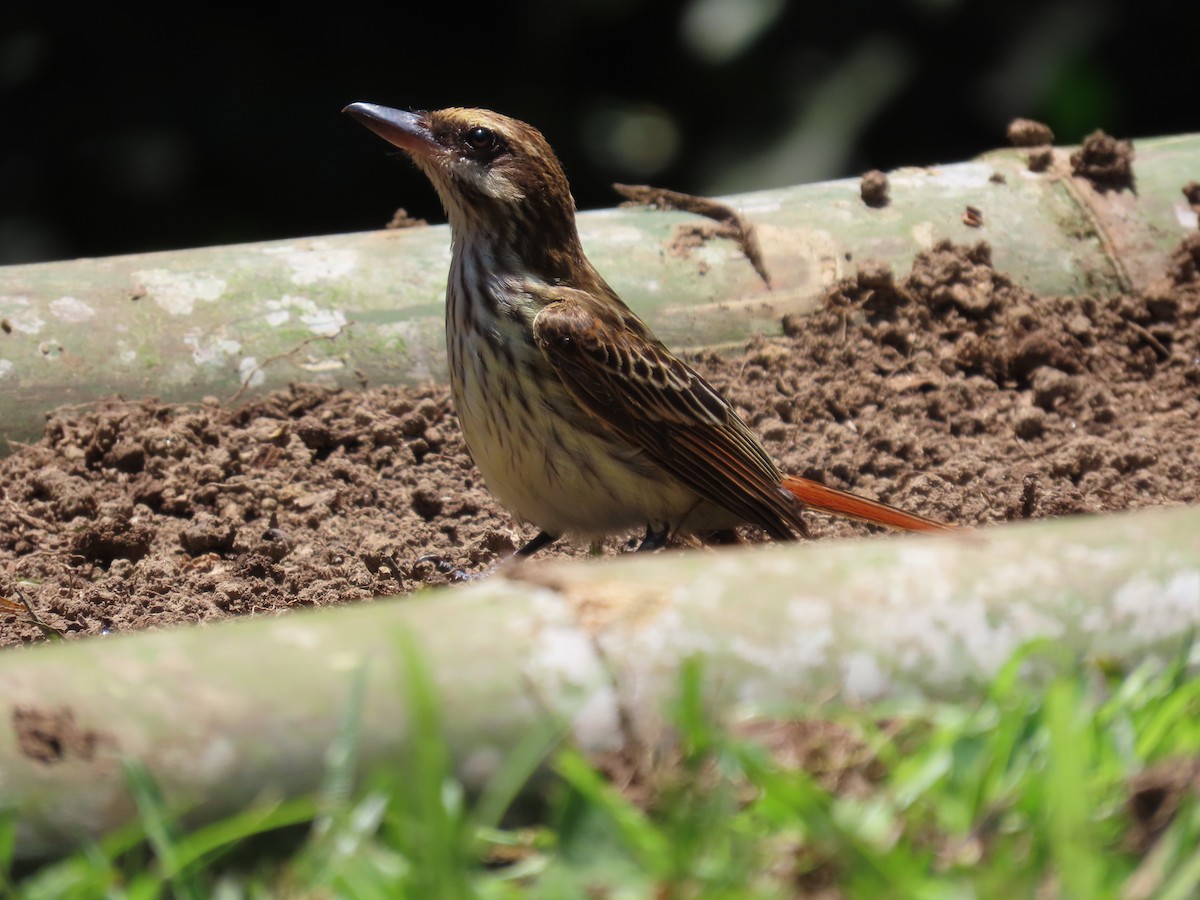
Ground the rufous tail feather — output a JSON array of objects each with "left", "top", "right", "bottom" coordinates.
[{"left": 782, "top": 474, "right": 953, "bottom": 533}]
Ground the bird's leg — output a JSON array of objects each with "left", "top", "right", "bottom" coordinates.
[
  {"left": 636, "top": 523, "right": 671, "bottom": 552},
  {"left": 416, "top": 529, "right": 559, "bottom": 583},
  {"left": 516, "top": 530, "right": 559, "bottom": 558}
]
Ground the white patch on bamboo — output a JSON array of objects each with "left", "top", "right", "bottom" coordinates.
[
  {"left": 728, "top": 192, "right": 783, "bottom": 215},
  {"left": 580, "top": 220, "right": 648, "bottom": 246},
  {"left": 300, "top": 307, "right": 346, "bottom": 336},
  {"left": 842, "top": 651, "right": 888, "bottom": 699},
  {"left": 264, "top": 295, "right": 347, "bottom": 336},
  {"left": 1110, "top": 569, "right": 1200, "bottom": 641},
  {"left": 49, "top": 296, "right": 96, "bottom": 322},
  {"left": 891, "top": 162, "right": 994, "bottom": 190},
  {"left": 238, "top": 356, "right": 264, "bottom": 387},
  {"left": 182, "top": 330, "right": 241, "bottom": 366},
  {"left": 135, "top": 269, "right": 227, "bottom": 315},
  {"left": 296, "top": 358, "right": 345, "bottom": 373},
  {"left": 266, "top": 244, "right": 358, "bottom": 286},
  {"left": 526, "top": 595, "right": 622, "bottom": 753},
  {"left": 911, "top": 221, "right": 936, "bottom": 248},
  {"left": 875, "top": 546, "right": 1058, "bottom": 690},
  {"left": 270, "top": 621, "right": 322, "bottom": 650},
  {"left": 1175, "top": 203, "right": 1199, "bottom": 230},
  {"left": 0, "top": 359, "right": 13, "bottom": 379},
  {"left": 0, "top": 295, "right": 44, "bottom": 334}
]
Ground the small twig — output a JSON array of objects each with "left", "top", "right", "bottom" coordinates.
[
  {"left": 225, "top": 323, "right": 354, "bottom": 407},
  {"left": 613, "top": 183, "right": 772, "bottom": 287},
  {"left": 1054, "top": 172, "right": 1135, "bottom": 294},
  {"left": 0, "top": 584, "right": 64, "bottom": 641},
  {"left": 1, "top": 495, "right": 47, "bottom": 531},
  {"left": 1125, "top": 319, "right": 1171, "bottom": 360}
]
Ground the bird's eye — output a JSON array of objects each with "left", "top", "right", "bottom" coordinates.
[{"left": 463, "top": 126, "right": 498, "bottom": 155}]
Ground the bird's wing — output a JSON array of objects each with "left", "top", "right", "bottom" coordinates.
[{"left": 531, "top": 288, "right": 799, "bottom": 537}]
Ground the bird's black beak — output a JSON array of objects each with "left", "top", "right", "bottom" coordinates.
[{"left": 343, "top": 102, "right": 436, "bottom": 157}]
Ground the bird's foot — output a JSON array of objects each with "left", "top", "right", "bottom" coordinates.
[
  {"left": 635, "top": 524, "right": 671, "bottom": 552},
  {"left": 414, "top": 555, "right": 480, "bottom": 583},
  {"left": 415, "top": 529, "right": 560, "bottom": 582}
]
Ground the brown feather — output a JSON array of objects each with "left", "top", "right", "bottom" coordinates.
[{"left": 532, "top": 288, "right": 804, "bottom": 539}]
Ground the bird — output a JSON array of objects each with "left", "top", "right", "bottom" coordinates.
[{"left": 343, "top": 102, "right": 952, "bottom": 558}]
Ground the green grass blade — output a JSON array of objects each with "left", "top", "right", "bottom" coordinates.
[
  {"left": 121, "top": 758, "right": 203, "bottom": 900},
  {"left": 318, "top": 660, "right": 369, "bottom": 827},
  {"left": 0, "top": 812, "right": 16, "bottom": 896},
  {"left": 554, "top": 748, "right": 669, "bottom": 875},
  {"left": 471, "top": 715, "right": 565, "bottom": 835},
  {"left": 168, "top": 795, "right": 317, "bottom": 874},
  {"left": 1042, "top": 678, "right": 1103, "bottom": 899}
]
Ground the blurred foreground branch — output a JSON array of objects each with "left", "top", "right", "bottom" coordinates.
[{"left": 2, "top": 505, "right": 1198, "bottom": 858}]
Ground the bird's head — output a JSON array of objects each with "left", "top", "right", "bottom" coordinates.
[{"left": 344, "top": 103, "right": 580, "bottom": 254}]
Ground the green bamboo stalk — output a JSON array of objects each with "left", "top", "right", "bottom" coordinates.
[
  {"left": 0, "top": 134, "right": 1196, "bottom": 452},
  {"left": 3, "top": 505, "right": 1198, "bottom": 859}
]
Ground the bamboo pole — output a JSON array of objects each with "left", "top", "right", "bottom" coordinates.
[
  {"left": 3, "top": 505, "right": 1198, "bottom": 859},
  {"left": 1, "top": 134, "right": 1197, "bottom": 452}
]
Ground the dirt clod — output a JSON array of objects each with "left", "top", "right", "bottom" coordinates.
[
  {"left": 1027, "top": 148, "right": 1053, "bottom": 172},
  {"left": 860, "top": 170, "right": 889, "bottom": 208},
  {"left": 1007, "top": 118, "right": 1055, "bottom": 147},
  {"left": 13, "top": 706, "right": 111, "bottom": 764},
  {"left": 1070, "top": 129, "right": 1136, "bottom": 192},
  {"left": 1184, "top": 181, "right": 1200, "bottom": 212},
  {"left": 70, "top": 516, "right": 155, "bottom": 566},
  {"left": 385, "top": 208, "right": 427, "bottom": 230}
]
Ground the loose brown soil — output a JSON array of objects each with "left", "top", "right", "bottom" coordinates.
[{"left": 1, "top": 235, "right": 1198, "bottom": 647}]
